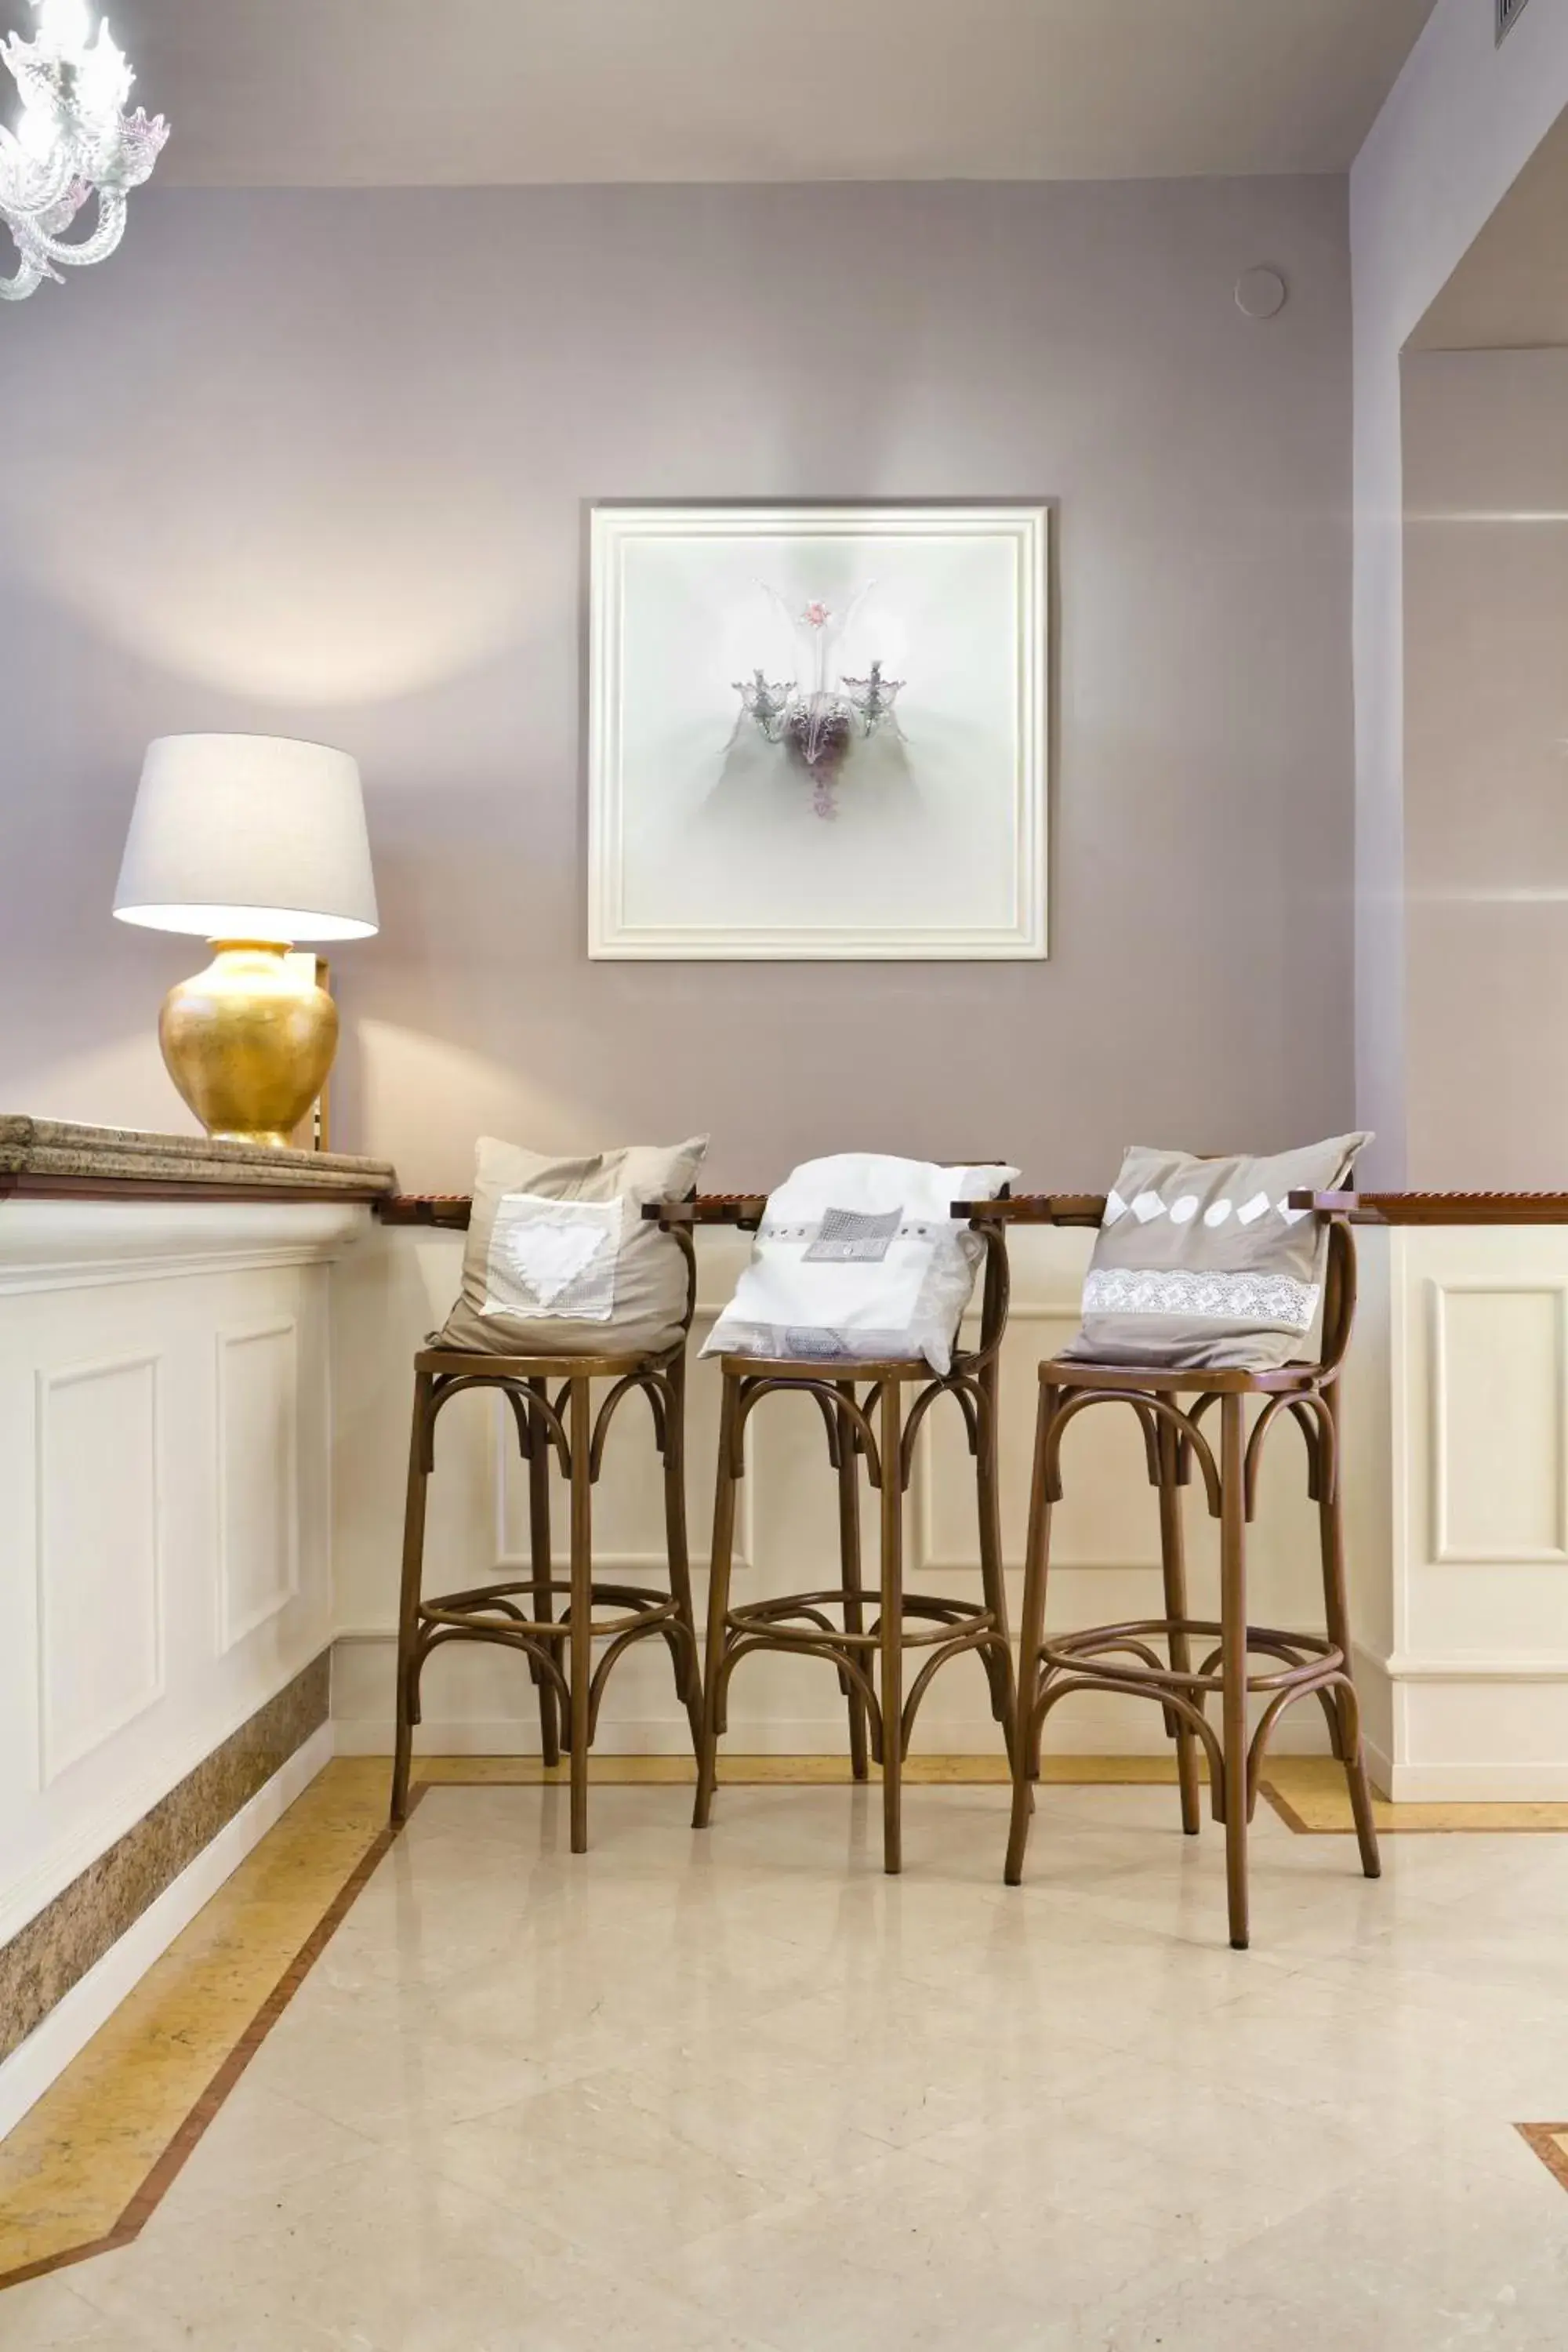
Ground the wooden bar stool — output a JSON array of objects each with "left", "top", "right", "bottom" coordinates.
[
  {"left": 989, "top": 1192, "right": 1381, "bottom": 1948},
  {"left": 660, "top": 1197, "right": 1018, "bottom": 1875},
  {"left": 388, "top": 1214, "right": 702, "bottom": 1853}
]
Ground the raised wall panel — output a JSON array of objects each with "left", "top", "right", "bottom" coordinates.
[
  {"left": 494, "top": 1344, "right": 758, "bottom": 1580},
  {"left": 916, "top": 1305, "right": 1163, "bottom": 1575},
  {"left": 216, "top": 1322, "right": 300, "bottom": 1651},
  {"left": 36, "top": 1355, "right": 163, "bottom": 1784},
  {"left": 1431, "top": 1283, "right": 1568, "bottom": 1563}
]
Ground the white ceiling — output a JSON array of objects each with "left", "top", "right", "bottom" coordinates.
[{"left": 121, "top": 0, "right": 1440, "bottom": 187}]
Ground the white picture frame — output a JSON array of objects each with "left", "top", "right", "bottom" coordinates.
[{"left": 587, "top": 502, "right": 1049, "bottom": 960}]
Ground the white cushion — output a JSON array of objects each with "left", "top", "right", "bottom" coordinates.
[{"left": 702, "top": 1153, "right": 1018, "bottom": 1377}]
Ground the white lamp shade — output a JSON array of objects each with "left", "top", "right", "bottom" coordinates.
[{"left": 114, "top": 735, "right": 379, "bottom": 943}]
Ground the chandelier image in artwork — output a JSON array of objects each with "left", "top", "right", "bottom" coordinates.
[
  {"left": 731, "top": 589, "right": 905, "bottom": 819},
  {"left": 0, "top": 0, "right": 168, "bottom": 300}
]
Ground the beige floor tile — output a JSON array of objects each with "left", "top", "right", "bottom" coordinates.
[
  {"left": 71, "top": 2148, "right": 569, "bottom": 2348},
  {"left": 645, "top": 2147, "right": 1189, "bottom": 2350},
  {"left": 147, "top": 2085, "right": 383, "bottom": 2228},
  {"left": 909, "top": 2063, "right": 1407, "bottom": 2263},
  {"left": 585, "top": 2047, "right": 902, "bottom": 2195},
  {"left": 428, "top": 2073, "right": 792, "bottom": 2258},
  {"left": 6, "top": 1775, "right": 1568, "bottom": 2349},
  {"left": 1084, "top": 2125, "right": 1568, "bottom": 2352},
  {"left": 0, "top": 2271, "right": 164, "bottom": 2348},
  {"left": 239, "top": 1988, "right": 584, "bottom": 2140}
]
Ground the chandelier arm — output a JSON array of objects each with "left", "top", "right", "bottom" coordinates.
[
  {"left": 33, "top": 183, "right": 125, "bottom": 265},
  {"left": 0, "top": 3, "right": 166, "bottom": 302},
  {"left": 0, "top": 252, "right": 45, "bottom": 298}
]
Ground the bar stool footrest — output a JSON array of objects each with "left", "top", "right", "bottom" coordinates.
[
  {"left": 419, "top": 1580, "right": 682, "bottom": 1642},
  {"left": 728, "top": 1590, "right": 997, "bottom": 1651},
  {"left": 1039, "top": 1617, "right": 1343, "bottom": 1696}
]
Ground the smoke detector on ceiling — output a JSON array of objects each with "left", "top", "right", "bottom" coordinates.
[{"left": 1497, "top": 0, "right": 1533, "bottom": 43}]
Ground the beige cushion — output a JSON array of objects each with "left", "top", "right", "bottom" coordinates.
[
  {"left": 1058, "top": 1134, "right": 1369, "bottom": 1373},
  {"left": 434, "top": 1135, "right": 708, "bottom": 1359}
]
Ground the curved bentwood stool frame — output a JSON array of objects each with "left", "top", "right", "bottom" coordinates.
[
  {"left": 652, "top": 1195, "right": 1018, "bottom": 1875},
  {"left": 964, "top": 1192, "right": 1381, "bottom": 1950},
  {"left": 389, "top": 1221, "right": 703, "bottom": 1853}
]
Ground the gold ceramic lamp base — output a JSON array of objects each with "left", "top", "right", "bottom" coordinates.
[{"left": 158, "top": 942, "right": 337, "bottom": 1149}]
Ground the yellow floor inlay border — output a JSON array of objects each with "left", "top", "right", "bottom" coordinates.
[
  {"left": 0, "top": 1762, "right": 404, "bottom": 2292},
  {"left": 1518, "top": 2125, "right": 1568, "bottom": 2196},
  {"left": 3, "top": 1751, "right": 1566, "bottom": 2292},
  {"left": 1258, "top": 1756, "right": 1568, "bottom": 1836}
]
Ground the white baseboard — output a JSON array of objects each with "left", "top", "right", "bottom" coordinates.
[
  {"left": 1350, "top": 1642, "right": 1568, "bottom": 1798},
  {"left": 0, "top": 1722, "right": 333, "bottom": 2142},
  {"left": 330, "top": 1715, "right": 1027, "bottom": 1758},
  {"left": 1365, "top": 1733, "right": 1396, "bottom": 1802},
  {"left": 330, "top": 1715, "right": 1330, "bottom": 1760}
]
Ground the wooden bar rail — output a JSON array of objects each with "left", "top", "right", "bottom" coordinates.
[
  {"left": 379, "top": 1189, "right": 1568, "bottom": 1230},
  {"left": 378, "top": 1195, "right": 474, "bottom": 1228},
  {"left": 948, "top": 1191, "right": 1568, "bottom": 1226}
]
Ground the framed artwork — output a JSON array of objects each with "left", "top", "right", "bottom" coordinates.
[{"left": 587, "top": 502, "right": 1049, "bottom": 960}]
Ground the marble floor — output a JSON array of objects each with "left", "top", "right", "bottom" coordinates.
[{"left": 3, "top": 1772, "right": 1568, "bottom": 2350}]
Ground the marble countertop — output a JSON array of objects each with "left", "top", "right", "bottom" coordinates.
[{"left": 0, "top": 1117, "right": 397, "bottom": 1203}]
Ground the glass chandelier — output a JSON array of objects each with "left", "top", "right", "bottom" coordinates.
[{"left": 0, "top": 0, "right": 167, "bottom": 300}]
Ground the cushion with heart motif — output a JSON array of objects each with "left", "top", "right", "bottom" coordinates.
[
  {"left": 488, "top": 1195, "right": 622, "bottom": 1319},
  {"left": 434, "top": 1135, "right": 707, "bottom": 1359},
  {"left": 1057, "top": 1133, "right": 1370, "bottom": 1372}
]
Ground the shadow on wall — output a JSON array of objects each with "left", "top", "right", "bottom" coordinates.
[{"left": 1, "top": 1018, "right": 198, "bottom": 1138}]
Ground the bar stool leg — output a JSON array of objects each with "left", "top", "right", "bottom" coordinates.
[
  {"left": 391, "top": 1369, "right": 434, "bottom": 1827},
  {"left": 1317, "top": 1386, "right": 1381, "bottom": 1881},
  {"left": 836, "top": 1381, "right": 870, "bottom": 1782},
  {"left": 975, "top": 1356, "right": 1018, "bottom": 1763},
  {"left": 1006, "top": 1381, "right": 1054, "bottom": 1886},
  {"left": 661, "top": 1353, "right": 706, "bottom": 1760},
  {"left": 527, "top": 1377, "right": 561, "bottom": 1770},
  {"left": 1156, "top": 1417, "right": 1202, "bottom": 1837},
  {"left": 877, "top": 1377, "right": 906, "bottom": 1875},
  {"left": 1218, "top": 1393, "right": 1250, "bottom": 1950},
  {"left": 695, "top": 1374, "right": 741, "bottom": 1830},
  {"left": 567, "top": 1375, "right": 593, "bottom": 1855}
]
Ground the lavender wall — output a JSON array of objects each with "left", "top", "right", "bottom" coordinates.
[
  {"left": 0, "top": 178, "right": 1352, "bottom": 1191},
  {"left": 1403, "top": 347, "right": 1568, "bottom": 1187}
]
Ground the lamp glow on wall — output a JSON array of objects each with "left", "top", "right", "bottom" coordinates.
[{"left": 114, "top": 735, "right": 379, "bottom": 1150}]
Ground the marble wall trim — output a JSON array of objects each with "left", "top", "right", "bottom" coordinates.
[{"left": 0, "top": 1651, "right": 330, "bottom": 2067}]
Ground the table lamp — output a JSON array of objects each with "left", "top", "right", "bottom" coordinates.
[{"left": 113, "top": 734, "right": 379, "bottom": 1148}]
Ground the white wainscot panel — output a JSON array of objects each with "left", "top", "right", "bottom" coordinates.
[
  {"left": 35, "top": 1352, "right": 163, "bottom": 1784},
  {"left": 2, "top": 1200, "right": 363, "bottom": 1949},
  {"left": 1352, "top": 1229, "right": 1568, "bottom": 1798},
  {"left": 1430, "top": 1282, "right": 1568, "bottom": 1563},
  {"left": 216, "top": 1320, "right": 301, "bottom": 1650},
  {"left": 919, "top": 1304, "right": 1160, "bottom": 1577}
]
